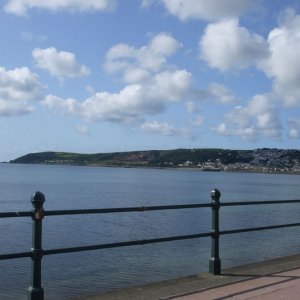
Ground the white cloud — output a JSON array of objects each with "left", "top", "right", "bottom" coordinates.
[
  {"left": 123, "top": 68, "right": 151, "bottom": 84},
  {"left": 288, "top": 118, "right": 300, "bottom": 139},
  {"left": 149, "top": 32, "right": 181, "bottom": 56},
  {"left": 141, "top": 120, "right": 194, "bottom": 138},
  {"left": 43, "top": 95, "right": 78, "bottom": 115},
  {"left": 148, "top": 70, "right": 191, "bottom": 101},
  {"left": 213, "top": 95, "right": 282, "bottom": 139},
  {"left": 32, "top": 47, "right": 90, "bottom": 80},
  {"left": 79, "top": 85, "right": 162, "bottom": 123},
  {"left": 185, "top": 83, "right": 237, "bottom": 112},
  {"left": 289, "top": 129, "right": 299, "bottom": 139},
  {"left": 0, "top": 66, "right": 42, "bottom": 116},
  {"left": 259, "top": 9, "right": 300, "bottom": 106},
  {"left": 200, "top": 9, "right": 300, "bottom": 107},
  {"left": 21, "top": 31, "right": 47, "bottom": 42},
  {"left": 43, "top": 69, "right": 192, "bottom": 123},
  {"left": 200, "top": 19, "right": 268, "bottom": 72},
  {"left": 105, "top": 44, "right": 135, "bottom": 63},
  {"left": 0, "top": 100, "right": 32, "bottom": 116},
  {"left": 160, "top": 0, "right": 254, "bottom": 21},
  {"left": 141, "top": 120, "right": 175, "bottom": 135},
  {"left": 104, "top": 32, "right": 181, "bottom": 83},
  {"left": 214, "top": 122, "right": 256, "bottom": 138},
  {"left": 4, "top": 0, "right": 116, "bottom": 16},
  {"left": 207, "top": 82, "right": 237, "bottom": 103},
  {"left": 43, "top": 32, "right": 193, "bottom": 128}
]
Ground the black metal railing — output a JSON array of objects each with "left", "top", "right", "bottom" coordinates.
[{"left": 0, "top": 189, "right": 300, "bottom": 300}]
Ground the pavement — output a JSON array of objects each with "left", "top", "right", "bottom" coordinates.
[
  {"left": 172, "top": 268, "right": 300, "bottom": 299},
  {"left": 73, "top": 253, "right": 300, "bottom": 300}
]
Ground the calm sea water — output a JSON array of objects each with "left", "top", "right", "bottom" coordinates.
[{"left": 0, "top": 163, "right": 300, "bottom": 299}]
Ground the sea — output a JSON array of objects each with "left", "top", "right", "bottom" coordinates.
[{"left": 0, "top": 163, "right": 300, "bottom": 299}]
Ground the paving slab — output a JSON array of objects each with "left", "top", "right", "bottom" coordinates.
[
  {"left": 173, "top": 268, "right": 300, "bottom": 299},
  {"left": 71, "top": 253, "right": 300, "bottom": 300}
]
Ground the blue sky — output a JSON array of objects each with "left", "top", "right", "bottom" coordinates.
[{"left": 1, "top": 0, "right": 300, "bottom": 161}]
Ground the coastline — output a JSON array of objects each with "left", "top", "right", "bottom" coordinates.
[
  {"left": 5, "top": 161, "right": 300, "bottom": 175},
  {"left": 8, "top": 148, "right": 300, "bottom": 175}
]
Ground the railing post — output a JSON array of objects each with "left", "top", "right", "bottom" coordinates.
[
  {"left": 28, "top": 191, "right": 45, "bottom": 300},
  {"left": 209, "top": 188, "right": 221, "bottom": 275}
]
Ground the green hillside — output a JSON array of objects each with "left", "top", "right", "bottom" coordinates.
[
  {"left": 10, "top": 149, "right": 252, "bottom": 167},
  {"left": 10, "top": 148, "right": 300, "bottom": 173}
]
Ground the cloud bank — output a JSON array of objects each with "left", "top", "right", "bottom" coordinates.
[
  {"left": 260, "top": 9, "right": 300, "bottom": 106},
  {"left": 214, "top": 95, "right": 282, "bottom": 139},
  {"left": 104, "top": 32, "right": 181, "bottom": 82},
  {"left": 43, "top": 33, "right": 192, "bottom": 125},
  {"left": 3, "top": 1, "right": 299, "bottom": 145},
  {"left": 200, "top": 9, "right": 300, "bottom": 108},
  {"left": 44, "top": 69, "right": 192, "bottom": 123}
]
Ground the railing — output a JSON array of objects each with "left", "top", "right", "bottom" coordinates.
[{"left": 0, "top": 189, "right": 300, "bottom": 300}]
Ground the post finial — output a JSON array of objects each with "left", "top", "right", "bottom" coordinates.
[
  {"left": 31, "top": 191, "right": 45, "bottom": 210},
  {"left": 211, "top": 189, "right": 221, "bottom": 201}
]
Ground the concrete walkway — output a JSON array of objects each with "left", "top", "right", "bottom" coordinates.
[
  {"left": 73, "top": 254, "right": 300, "bottom": 300},
  {"left": 172, "top": 268, "right": 300, "bottom": 299}
]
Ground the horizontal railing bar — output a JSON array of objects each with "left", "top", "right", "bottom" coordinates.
[
  {"left": 44, "top": 203, "right": 211, "bottom": 216},
  {"left": 221, "top": 200, "right": 300, "bottom": 206},
  {"left": 2, "top": 222, "right": 300, "bottom": 260},
  {"left": 221, "top": 222, "right": 300, "bottom": 235},
  {"left": 43, "top": 232, "right": 212, "bottom": 256},
  {"left": 0, "top": 211, "right": 32, "bottom": 218},
  {"left": 1, "top": 200, "right": 300, "bottom": 219},
  {"left": 0, "top": 251, "right": 32, "bottom": 260}
]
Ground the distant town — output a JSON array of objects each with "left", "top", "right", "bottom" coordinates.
[
  {"left": 9, "top": 148, "right": 300, "bottom": 174},
  {"left": 178, "top": 149, "right": 300, "bottom": 174}
]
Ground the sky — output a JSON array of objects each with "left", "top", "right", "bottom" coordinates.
[{"left": 1, "top": 0, "right": 300, "bottom": 161}]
